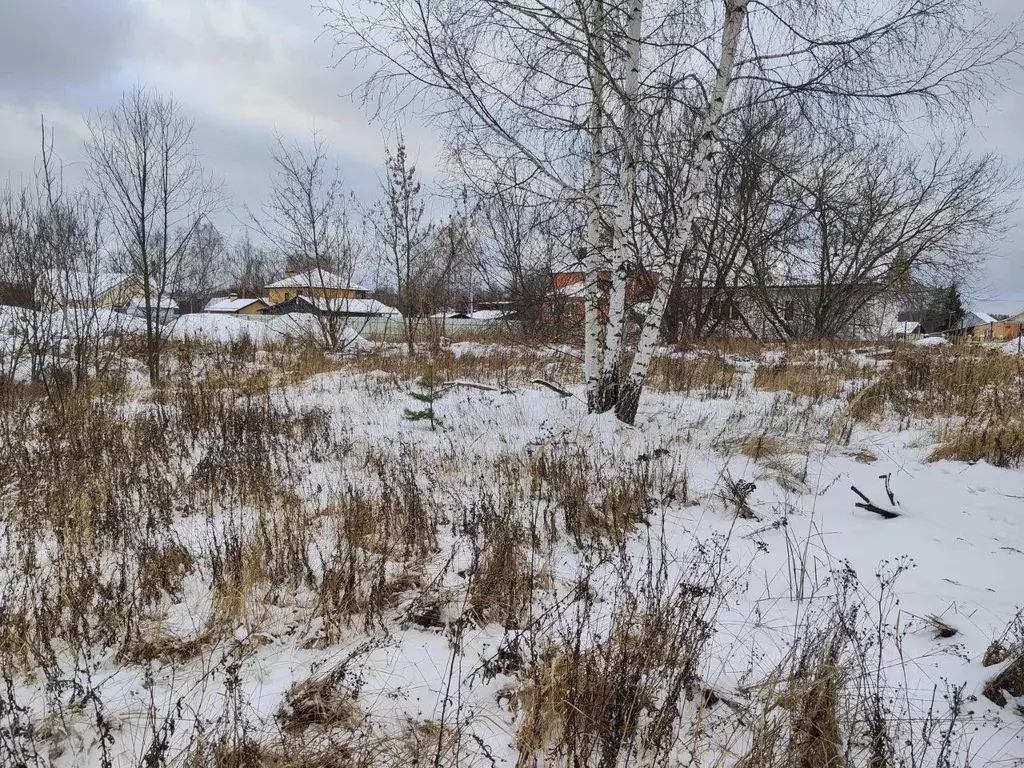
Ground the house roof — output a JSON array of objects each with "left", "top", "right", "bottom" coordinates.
[
  {"left": 955, "top": 310, "right": 999, "bottom": 329},
  {"left": 204, "top": 296, "right": 269, "bottom": 313},
  {"left": 432, "top": 311, "right": 471, "bottom": 319},
  {"left": 265, "top": 269, "right": 367, "bottom": 292},
  {"left": 891, "top": 321, "right": 920, "bottom": 335},
  {"left": 126, "top": 295, "right": 179, "bottom": 311},
  {"left": 287, "top": 295, "right": 401, "bottom": 316},
  {"left": 469, "top": 309, "right": 514, "bottom": 321},
  {"left": 42, "top": 270, "right": 137, "bottom": 302}
]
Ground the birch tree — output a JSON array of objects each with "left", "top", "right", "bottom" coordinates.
[{"left": 324, "top": 0, "right": 1021, "bottom": 424}]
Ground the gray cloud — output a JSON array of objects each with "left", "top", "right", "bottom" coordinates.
[{"left": 0, "top": 0, "right": 134, "bottom": 102}]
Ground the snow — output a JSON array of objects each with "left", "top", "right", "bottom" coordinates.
[
  {"left": 468, "top": 309, "right": 514, "bottom": 321},
  {"left": 890, "top": 320, "right": 920, "bottom": 335},
  {"left": 913, "top": 335, "right": 948, "bottom": 347},
  {"left": 40, "top": 269, "right": 136, "bottom": 302},
  {"left": 165, "top": 313, "right": 278, "bottom": 343},
  {"left": 124, "top": 295, "right": 179, "bottom": 315},
  {"left": 265, "top": 269, "right": 367, "bottom": 292},
  {"left": 280, "top": 294, "right": 401, "bottom": 316},
  {"left": 553, "top": 280, "right": 588, "bottom": 299},
  {"left": 2, "top": 343, "right": 1024, "bottom": 766}
]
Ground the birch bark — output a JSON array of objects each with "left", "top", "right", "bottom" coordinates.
[
  {"left": 617, "top": 0, "right": 748, "bottom": 424},
  {"left": 600, "top": 0, "right": 643, "bottom": 412},
  {"left": 583, "top": 0, "right": 607, "bottom": 412}
]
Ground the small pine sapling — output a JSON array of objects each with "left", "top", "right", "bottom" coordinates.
[{"left": 405, "top": 364, "right": 445, "bottom": 430}]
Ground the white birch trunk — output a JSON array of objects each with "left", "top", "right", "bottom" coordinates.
[
  {"left": 617, "top": 0, "right": 748, "bottom": 424},
  {"left": 600, "top": 0, "right": 643, "bottom": 412},
  {"left": 583, "top": 0, "right": 606, "bottom": 413}
]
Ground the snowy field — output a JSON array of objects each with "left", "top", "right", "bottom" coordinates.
[{"left": 0, "top": 330, "right": 1022, "bottom": 767}]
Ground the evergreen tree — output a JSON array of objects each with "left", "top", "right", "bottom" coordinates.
[
  {"left": 404, "top": 364, "right": 445, "bottom": 430},
  {"left": 920, "top": 284, "right": 964, "bottom": 333}
]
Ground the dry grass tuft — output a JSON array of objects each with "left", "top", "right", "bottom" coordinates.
[
  {"left": 737, "top": 640, "right": 845, "bottom": 768},
  {"left": 782, "top": 657, "right": 844, "bottom": 768},
  {"left": 515, "top": 570, "right": 722, "bottom": 766},
  {"left": 755, "top": 361, "right": 841, "bottom": 400},
  {"left": 923, "top": 614, "right": 958, "bottom": 639},
  {"left": 849, "top": 449, "right": 878, "bottom": 464},
  {"left": 849, "top": 347, "right": 1023, "bottom": 423},
  {"left": 278, "top": 676, "right": 364, "bottom": 733},
  {"left": 736, "top": 434, "right": 789, "bottom": 460},
  {"left": 929, "top": 415, "right": 1024, "bottom": 468},
  {"left": 468, "top": 512, "right": 534, "bottom": 628}
]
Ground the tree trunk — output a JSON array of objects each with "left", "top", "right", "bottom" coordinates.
[
  {"left": 600, "top": 0, "right": 643, "bottom": 413},
  {"left": 583, "top": 0, "right": 606, "bottom": 413},
  {"left": 617, "top": 0, "right": 748, "bottom": 425}
]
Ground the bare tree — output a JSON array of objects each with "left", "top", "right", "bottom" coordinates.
[
  {"left": 226, "top": 234, "right": 277, "bottom": 297},
  {"left": 86, "top": 87, "right": 221, "bottom": 384},
  {"left": 645, "top": 98, "right": 803, "bottom": 342},
  {"left": 178, "top": 221, "right": 225, "bottom": 313},
  {"left": 0, "top": 120, "right": 123, "bottom": 405},
  {"left": 475, "top": 171, "right": 562, "bottom": 336},
  {"left": 249, "top": 132, "right": 365, "bottom": 350},
  {"left": 369, "top": 141, "right": 434, "bottom": 353},
  {"left": 747, "top": 135, "right": 1012, "bottom": 340}
]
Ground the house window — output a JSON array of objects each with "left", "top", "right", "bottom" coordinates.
[{"left": 783, "top": 300, "right": 795, "bottom": 322}]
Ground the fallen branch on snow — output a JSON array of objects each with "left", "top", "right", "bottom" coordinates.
[
  {"left": 850, "top": 473, "right": 901, "bottom": 519},
  {"left": 531, "top": 378, "right": 572, "bottom": 397},
  {"left": 439, "top": 380, "right": 514, "bottom": 394}
]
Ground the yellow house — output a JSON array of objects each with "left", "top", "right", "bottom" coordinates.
[
  {"left": 966, "top": 321, "right": 1023, "bottom": 341},
  {"left": 265, "top": 269, "right": 368, "bottom": 305},
  {"left": 204, "top": 295, "right": 271, "bottom": 315},
  {"left": 956, "top": 310, "right": 1023, "bottom": 341}
]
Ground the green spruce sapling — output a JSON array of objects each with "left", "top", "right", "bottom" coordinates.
[{"left": 405, "top": 364, "right": 445, "bottom": 430}]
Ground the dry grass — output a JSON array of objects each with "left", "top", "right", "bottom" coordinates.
[
  {"left": 929, "top": 415, "right": 1024, "bottom": 468},
  {"left": 527, "top": 446, "right": 678, "bottom": 546},
  {"left": 344, "top": 346, "right": 578, "bottom": 388},
  {"left": 849, "top": 347, "right": 1023, "bottom": 422},
  {"left": 278, "top": 675, "right": 364, "bottom": 733},
  {"left": 734, "top": 434, "right": 789, "bottom": 460},
  {"left": 467, "top": 511, "right": 534, "bottom": 629},
  {"left": 755, "top": 361, "right": 842, "bottom": 400},
  {"left": 184, "top": 723, "right": 458, "bottom": 768},
  {"left": 648, "top": 354, "right": 739, "bottom": 395},
  {"left": 0, "top": 335, "right": 1008, "bottom": 765}
]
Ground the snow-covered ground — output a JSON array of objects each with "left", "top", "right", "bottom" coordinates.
[{"left": 0, "top": 341, "right": 1021, "bottom": 766}]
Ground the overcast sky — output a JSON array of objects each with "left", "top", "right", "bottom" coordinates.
[{"left": 1, "top": 0, "right": 1021, "bottom": 310}]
